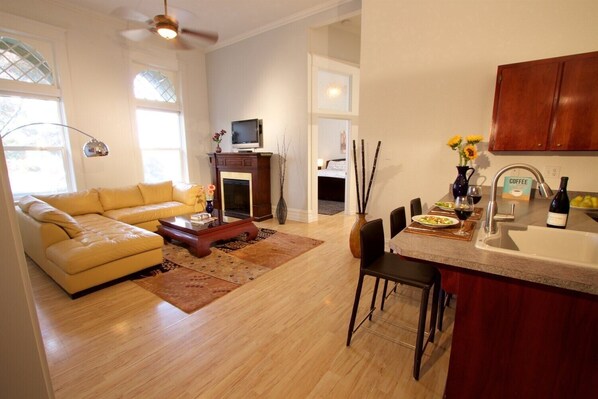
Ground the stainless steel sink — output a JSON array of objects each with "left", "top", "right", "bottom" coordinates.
[{"left": 475, "top": 223, "right": 598, "bottom": 268}]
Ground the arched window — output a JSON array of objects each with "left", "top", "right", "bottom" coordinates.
[
  {"left": 133, "top": 67, "right": 186, "bottom": 183},
  {"left": 134, "top": 70, "right": 176, "bottom": 103},
  {"left": 0, "top": 37, "right": 54, "bottom": 84},
  {"left": 0, "top": 35, "right": 73, "bottom": 197}
]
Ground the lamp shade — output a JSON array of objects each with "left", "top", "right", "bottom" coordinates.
[
  {"left": 317, "top": 158, "right": 324, "bottom": 168},
  {"left": 83, "top": 138, "right": 110, "bottom": 157}
]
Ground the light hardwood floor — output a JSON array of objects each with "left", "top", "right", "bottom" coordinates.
[{"left": 28, "top": 213, "right": 455, "bottom": 398}]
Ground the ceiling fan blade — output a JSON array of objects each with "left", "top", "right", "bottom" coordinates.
[
  {"left": 171, "top": 36, "right": 195, "bottom": 51},
  {"left": 120, "top": 28, "right": 153, "bottom": 42},
  {"left": 111, "top": 6, "right": 152, "bottom": 24},
  {"left": 166, "top": 6, "right": 198, "bottom": 27},
  {"left": 181, "top": 28, "right": 219, "bottom": 44}
]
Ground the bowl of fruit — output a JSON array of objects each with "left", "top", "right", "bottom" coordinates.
[{"left": 570, "top": 195, "right": 598, "bottom": 209}]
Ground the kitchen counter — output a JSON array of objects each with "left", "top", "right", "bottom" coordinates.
[
  {"left": 390, "top": 189, "right": 598, "bottom": 295},
  {"left": 390, "top": 187, "right": 598, "bottom": 399}
]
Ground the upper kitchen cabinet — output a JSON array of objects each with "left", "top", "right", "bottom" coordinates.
[{"left": 489, "top": 51, "right": 598, "bottom": 151}]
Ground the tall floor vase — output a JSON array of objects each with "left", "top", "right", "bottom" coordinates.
[
  {"left": 349, "top": 213, "right": 367, "bottom": 258},
  {"left": 276, "top": 195, "right": 287, "bottom": 224}
]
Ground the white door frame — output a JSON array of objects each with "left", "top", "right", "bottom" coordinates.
[{"left": 308, "top": 54, "right": 360, "bottom": 222}]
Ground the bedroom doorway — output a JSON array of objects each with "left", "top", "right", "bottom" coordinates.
[
  {"left": 309, "top": 54, "right": 360, "bottom": 220},
  {"left": 317, "top": 118, "right": 350, "bottom": 216}
]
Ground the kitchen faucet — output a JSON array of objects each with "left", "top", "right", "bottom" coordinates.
[{"left": 485, "top": 163, "right": 553, "bottom": 234}]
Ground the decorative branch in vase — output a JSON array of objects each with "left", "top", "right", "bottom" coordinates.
[
  {"left": 276, "top": 135, "right": 291, "bottom": 224},
  {"left": 350, "top": 139, "right": 381, "bottom": 258}
]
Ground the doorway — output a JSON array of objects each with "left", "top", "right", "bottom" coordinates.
[{"left": 309, "top": 54, "right": 360, "bottom": 220}]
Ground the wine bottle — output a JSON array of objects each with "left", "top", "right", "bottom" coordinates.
[{"left": 546, "top": 176, "right": 569, "bottom": 229}]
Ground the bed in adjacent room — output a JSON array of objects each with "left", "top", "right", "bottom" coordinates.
[{"left": 318, "top": 159, "right": 346, "bottom": 202}]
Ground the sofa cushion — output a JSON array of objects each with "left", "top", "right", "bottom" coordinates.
[
  {"left": 139, "top": 181, "right": 173, "bottom": 205},
  {"left": 97, "top": 185, "right": 144, "bottom": 211},
  {"left": 46, "top": 214, "right": 163, "bottom": 275},
  {"left": 18, "top": 195, "right": 41, "bottom": 212},
  {"left": 36, "top": 189, "right": 104, "bottom": 216},
  {"left": 103, "top": 202, "right": 195, "bottom": 225},
  {"left": 173, "top": 182, "right": 202, "bottom": 206},
  {"left": 27, "top": 202, "right": 83, "bottom": 238}
]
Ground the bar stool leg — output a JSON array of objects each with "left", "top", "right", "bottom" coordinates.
[
  {"left": 369, "top": 277, "right": 380, "bottom": 321},
  {"left": 413, "top": 286, "right": 430, "bottom": 380},
  {"left": 346, "top": 272, "right": 365, "bottom": 346}
]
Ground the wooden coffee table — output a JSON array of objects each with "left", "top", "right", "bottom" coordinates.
[{"left": 157, "top": 210, "right": 258, "bottom": 257}]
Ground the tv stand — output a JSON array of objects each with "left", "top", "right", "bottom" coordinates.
[
  {"left": 237, "top": 149, "right": 254, "bottom": 153},
  {"left": 208, "top": 152, "right": 273, "bottom": 221}
]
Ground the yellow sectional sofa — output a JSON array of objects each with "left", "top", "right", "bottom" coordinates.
[{"left": 16, "top": 181, "right": 205, "bottom": 296}]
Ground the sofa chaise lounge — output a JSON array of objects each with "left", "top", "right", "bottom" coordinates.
[{"left": 16, "top": 181, "right": 205, "bottom": 296}]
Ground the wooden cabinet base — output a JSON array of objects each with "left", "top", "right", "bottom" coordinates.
[{"left": 444, "top": 269, "right": 598, "bottom": 399}]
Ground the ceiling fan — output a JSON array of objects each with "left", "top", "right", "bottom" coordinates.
[{"left": 113, "top": 0, "right": 218, "bottom": 50}]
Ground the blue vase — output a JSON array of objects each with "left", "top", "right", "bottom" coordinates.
[
  {"left": 452, "top": 166, "right": 475, "bottom": 199},
  {"left": 205, "top": 200, "right": 214, "bottom": 215}
]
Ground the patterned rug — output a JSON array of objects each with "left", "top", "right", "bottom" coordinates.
[{"left": 132, "top": 228, "right": 323, "bottom": 313}]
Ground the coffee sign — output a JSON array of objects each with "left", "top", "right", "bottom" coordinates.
[{"left": 502, "top": 176, "right": 533, "bottom": 201}]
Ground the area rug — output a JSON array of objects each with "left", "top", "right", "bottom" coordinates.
[
  {"left": 132, "top": 228, "right": 323, "bottom": 313},
  {"left": 318, "top": 200, "right": 345, "bottom": 215}
]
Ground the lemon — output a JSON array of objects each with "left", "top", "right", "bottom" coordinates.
[{"left": 592, "top": 197, "right": 598, "bottom": 208}]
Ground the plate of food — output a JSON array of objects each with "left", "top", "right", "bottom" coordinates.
[
  {"left": 412, "top": 215, "right": 459, "bottom": 228},
  {"left": 434, "top": 201, "right": 455, "bottom": 212}
]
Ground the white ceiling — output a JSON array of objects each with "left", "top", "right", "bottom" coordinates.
[{"left": 58, "top": 0, "right": 357, "bottom": 49}]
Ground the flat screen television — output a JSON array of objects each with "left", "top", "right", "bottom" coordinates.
[{"left": 231, "top": 118, "right": 263, "bottom": 150}]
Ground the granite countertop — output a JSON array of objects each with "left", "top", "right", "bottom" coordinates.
[{"left": 389, "top": 187, "right": 598, "bottom": 296}]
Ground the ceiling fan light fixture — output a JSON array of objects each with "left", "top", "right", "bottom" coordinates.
[{"left": 157, "top": 24, "right": 177, "bottom": 39}]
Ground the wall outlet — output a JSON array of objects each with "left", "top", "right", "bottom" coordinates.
[{"left": 544, "top": 166, "right": 561, "bottom": 179}]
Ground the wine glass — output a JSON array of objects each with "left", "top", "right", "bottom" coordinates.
[
  {"left": 467, "top": 185, "right": 483, "bottom": 205},
  {"left": 454, "top": 195, "right": 474, "bottom": 236}
]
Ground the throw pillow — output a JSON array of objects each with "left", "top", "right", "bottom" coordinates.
[
  {"left": 138, "top": 181, "right": 173, "bottom": 205},
  {"left": 28, "top": 202, "right": 83, "bottom": 238}
]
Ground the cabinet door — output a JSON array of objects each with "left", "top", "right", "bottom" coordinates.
[
  {"left": 549, "top": 54, "right": 598, "bottom": 150},
  {"left": 489, "top": 62, "right": 560, "bottom": 151}
]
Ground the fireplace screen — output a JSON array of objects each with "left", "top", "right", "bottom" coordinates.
[{"left": 223, "top": 178, "right": 251, "bottom": 218}]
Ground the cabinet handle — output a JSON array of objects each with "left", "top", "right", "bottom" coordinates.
[
  {"left": 537, "top": 143, "right": 542, "bottom": 147},
  {"left": 556, "top": 143, "right": 562, "bottom": 147}
]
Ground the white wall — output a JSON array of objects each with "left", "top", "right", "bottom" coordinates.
[
  {"left": 318, "top": 118, "right": 349, "bottom": 162},
  {"left": 0, "top": 0, "right": 212, "bottom": 189},
  {"left": 205, "top": 1, "right": 362, "bottom": 219},
  {"left": 360, "top": 0, "right": 598, "bottom": 227},
  {"left": 0, "top": 142, "right": 53, "bottom": 397}
]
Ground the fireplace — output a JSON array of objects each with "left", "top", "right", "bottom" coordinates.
[
  {"left": 220, "top": 171, "right": 252, "bottom": 219},
  {"left": 208, "top": 152, "right": 272, "bottom": 221}
]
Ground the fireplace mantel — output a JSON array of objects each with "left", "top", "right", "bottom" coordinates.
[{"left": 208, "top": 152, "right": 273, "bottom": 221}]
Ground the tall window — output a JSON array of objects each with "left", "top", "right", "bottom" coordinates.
[
  {"left": 133, "top": 67, "right": 186, "bottom": 183},
  {"left": 0, "top": 35, "right": 73, "bottom": 197}
]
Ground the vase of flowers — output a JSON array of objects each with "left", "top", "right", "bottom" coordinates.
[
  {"left": 205, "top": 184, "right": 215, "bottom": 215},
  {"left": 447, "top": 135, "right": 483, "bottom": 198},
  {"left": 212, "top": 129, "right": 226, "bottom": 153}
]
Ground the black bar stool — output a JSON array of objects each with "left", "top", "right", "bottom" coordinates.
[{"left": 346, "top": 219, "right": 440, "bottom": 380}]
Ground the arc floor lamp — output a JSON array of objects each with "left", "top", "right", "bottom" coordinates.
[{"left": 0, "top": 122, "right": 109, "bottom": 157}]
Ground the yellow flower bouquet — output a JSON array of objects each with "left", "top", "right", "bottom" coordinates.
[{"left": 447, "top": 135, "right": 483, "bottom": 166}]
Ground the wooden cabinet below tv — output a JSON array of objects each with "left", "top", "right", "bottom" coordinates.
[{"left": 489, "top": 51, "right": 598, "bottom": 152}]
